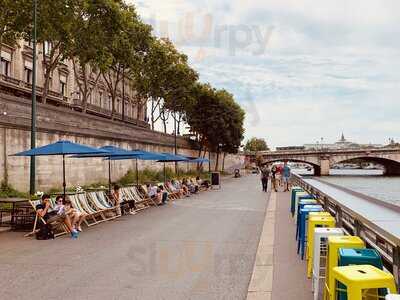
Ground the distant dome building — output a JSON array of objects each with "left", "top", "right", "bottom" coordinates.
[
  {"left": 334, "top": 133, "right": 358, "bottom": 149},
  {"left": 303, "top": 133, "right": 383, "bottom": 150}
]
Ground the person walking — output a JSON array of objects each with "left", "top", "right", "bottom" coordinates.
[
  {"left": 282, "top": 162, "right": 291, "bottom": 192},
  {"left": 260, "top": 166, "right": 270, "bottom": 192}
]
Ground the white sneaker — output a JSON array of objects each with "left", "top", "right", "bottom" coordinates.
[{"left": 129, "top": 210, "right": 137, "bottom": 215}]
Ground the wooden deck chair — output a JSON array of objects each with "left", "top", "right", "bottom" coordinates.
[
  {"left": 69, "top": 194, "right": 98, "bottom": 226},
  {"left": 127, "top": 186, "right": 150, "bottom": 211},
  {"left": 166, "top": 182, "right": 182, "bottom": 199},
  {"left": 96, "top": 191, "right": 114, "bottom": 209},
  {"left": 157, "top": 182, "right": 176, "bottom": 201},
  {"left": 25, "top": 199, "right": 69, "bottom": 237},
  {"left": 76, "top": 193, "right": 107, "bottom": 223},
  {"left": 133, "top": 186, "right": 157, "bottom": 207},
  {"left": 140, "top": 185, "right": 159, "bottom": 206},
  {"left": 87, "top": 192, "right": 119, "bottom": 220},
  {"left": 118, "top": 187, "right": 137, "bottom": 213}
]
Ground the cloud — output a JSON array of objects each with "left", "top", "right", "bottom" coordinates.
[{"left": 130, "top": 0, "right": 400, "bottom": 148}]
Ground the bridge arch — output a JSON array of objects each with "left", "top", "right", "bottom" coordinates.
[
  {"left": 261, "top": 158, "right": 322, "bottom": 175},
  {"left": 331, "top": 156, "right": 400, "bottom": 176}
]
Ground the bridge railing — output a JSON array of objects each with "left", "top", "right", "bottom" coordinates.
[{"left": 291, "top": 173, "right": 400, "bottom": 287}]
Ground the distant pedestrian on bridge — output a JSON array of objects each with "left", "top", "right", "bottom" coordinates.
[
  {"left": 282, "top": 162, "right": 291, "bottom": 192},
  {"left": 260, "top": 166, "right": 270, "bottom": 192}
]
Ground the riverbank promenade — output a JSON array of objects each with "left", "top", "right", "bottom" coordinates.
[{"left": 0, "top": 175, "right": 312, "bottom": 300}]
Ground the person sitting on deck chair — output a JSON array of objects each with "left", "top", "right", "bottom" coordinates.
[
  {"left": 62, "top": 196, "right": 87, "bottom": 232},
  {"left": 175, "top": 180, "right": 190, "bottom": 197},
  {"left": 167, "top": 180, "right": 182, "bottom": 198},
  {"left": 196, "top": 176, "right": 210, "bottom": 189},
  {"left": 158, "top": 185, "right": 169, "bottom": 205},
  {"left": 147, "top": 183, "right": 161, "bottom": 204},
  {"left": 182, "top": 178, "right": 196, "bottom": 194},
  {"left": 36, "top": 194, "right": 78, "bottom": 239},
  {"left": 112, "top": 184, "right": 136, "bottom": 216}
]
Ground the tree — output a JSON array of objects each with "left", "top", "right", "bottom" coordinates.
[
  {"left": 133, "top": 38, "right": 198, "bottom": 130},
  {"left": 101, "top": 3, "right": 152, "bottom": 118},
  {"left": 186, "top": 83, "right": 245, "bottom": 171},
  {"left": 244, "top": 137, "right": 269, "bottom": 152},
  {"left": 35, "top": 0, "right": 76, "bottom": 103},
  {"left": 66, "top": 0, "right": 124, "bottom": 112},
  {"left": 0, "top": 1, "right": 30, "bottom": 64}
]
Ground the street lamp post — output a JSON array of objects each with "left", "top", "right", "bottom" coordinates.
[
  {"left": 122, "top": 65, "right": 125, "bottom": 121},
  {"left": 30, "top": 0, "right": 38, "bottom": 195}
]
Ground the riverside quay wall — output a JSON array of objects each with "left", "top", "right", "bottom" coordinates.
[{"left": 0, "top": 94, "right": 244, "bottom": 192}]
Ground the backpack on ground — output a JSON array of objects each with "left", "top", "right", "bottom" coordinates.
[{"left": 35, "top": 223, "right": 55, "bottom": 240}]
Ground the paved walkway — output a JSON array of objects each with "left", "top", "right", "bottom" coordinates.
[
  {"left": 0, "top": 175, "right": 268, "bottom": 300},
  {"left": 247, "top": 188, "right": 312, "bottom": 300}
]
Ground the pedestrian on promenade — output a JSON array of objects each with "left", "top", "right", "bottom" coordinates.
[
  {"left": 260, "top": 166, "right": 270, "bottom": 192},
  {"left": 282, "top": 162, "right": 291, "bottom": 192},
  {"left": 271, "top": 165, "right": 278, "bottom": 192}
]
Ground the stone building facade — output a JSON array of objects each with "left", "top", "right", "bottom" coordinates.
[{"left": 0, "top": 40, "right": 147, "bottom": 126}]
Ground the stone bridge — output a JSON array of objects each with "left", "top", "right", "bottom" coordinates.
[{"left": 252, "top": 148, "right": 400, "bottom": 176}]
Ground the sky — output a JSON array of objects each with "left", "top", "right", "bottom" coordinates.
[{"left": 132, "top": 0, "right": 400, "bottom": 149}]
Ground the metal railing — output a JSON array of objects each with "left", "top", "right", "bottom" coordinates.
[{"left": 291, "top": 173, "right": 400, "bottom": 288}]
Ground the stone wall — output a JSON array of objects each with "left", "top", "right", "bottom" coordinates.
[{"left": 0, "top": 93, "right": 245, "bottom": 192}]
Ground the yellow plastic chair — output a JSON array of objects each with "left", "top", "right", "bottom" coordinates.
[
  {"left": 324, "top": 236, "right": 365, "bottom": 300},
  {"left": 307, "top": 215, "right": 336, "bottom": 278},
  {"left": 332, "top": 265, "right": 397, "bottom": 300}
]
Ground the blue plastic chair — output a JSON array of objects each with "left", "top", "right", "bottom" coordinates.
[
  {"left": 296, "top": 199, "right": 318, "bottom": 240},
  {"left": 291, "top": 188, "right": 304, "bottom": 216},
  {"left": 298, "top": 206, "right": 323, "bottom": 260}
]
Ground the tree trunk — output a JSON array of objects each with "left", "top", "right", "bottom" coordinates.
[
  {"left": 215, "top": 150, "right": 220, "bottom": 171},
  {"left": 151, "top": 99, "right": 155, "bottom": 130},
  {"left": 42, "top": 43, "right": 61, "bottom": 104},
  {"left": 222, "top": 152, "right": 226, "bottom": 172}
]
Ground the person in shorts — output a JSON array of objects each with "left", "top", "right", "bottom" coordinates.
[
  {"left": 282, "top": 162, "right": 291, "bottom": 192},
  {"left": 62, "top": 197, "right": 87, "bottom": 232},
  {"left": 36, "top": 194, "right": 78, "bottom": 238}
]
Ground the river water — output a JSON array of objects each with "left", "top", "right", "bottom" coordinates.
[{"left": 293, "top": 169, "right": 400, "bottom": 206}]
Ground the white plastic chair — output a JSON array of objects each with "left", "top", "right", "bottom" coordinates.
[{"left": 312, "top": 227, "right": 344, "bottom": 300}]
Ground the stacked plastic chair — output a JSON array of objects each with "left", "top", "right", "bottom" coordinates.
[
  {"left": 294, "top": 194, "right": 316, "bottom": 223},
  {"left": 324, "top": 236, "right": 365, "bottom": 300},
  {"left": 290, "top": 186, "right": 304, "bottom": 216},
  {"left": 288, "top": 186, "right": 399, "bottom": 300},
  {"left": 306, "top": 215, "right": 336, "bottom": 278},
  {"left": 331, "top": 265, "right": 397, "bottom": 300},
  {"left": 291, "top": 188, "right": 307, "bottom": 217},
  {"left": 297, "top": 205, "right": 324, "bottom": 259},
  {"left": 312, "top": 227, "right": 344, "bottom": 300},
  {"left": 337, "top": 248, "right": 385, "bottom": 300}
]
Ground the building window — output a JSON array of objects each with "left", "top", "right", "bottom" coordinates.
[
  {"left": 44, "top": 41, "right": 52, "bottom": 55},
  {"left": 59, "top": 75, "right": 67, "bottom": 96},
  {"left": 0, "top": 59, "right": 10, "bottom": 76},
  {"left": 108, "top": 95, "right": 112, "bottom": 110},
  {"left": 24, "top": 60, "right": 33, "bottom": 83},
  {"left": 25, "top": 68, "right": 32, "bottom": 83}
]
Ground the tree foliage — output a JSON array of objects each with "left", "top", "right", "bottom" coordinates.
[
  {"left": 2, "top": 0, "right": 246, "bottom": 169},
  {"left": 133, "top": 38, "right": 198, "bottom": 130},
  {"left": 186, "top": 83, "right": 245, "bottom": 169},
  {"left": 244, "top": 137, "right": 269, "bottom": 152}
]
